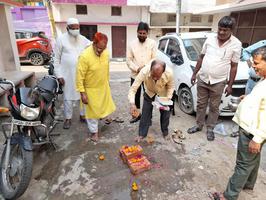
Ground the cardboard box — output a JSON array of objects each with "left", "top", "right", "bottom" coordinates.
[
  {"left": 155, "top": 96, "right": 173, "bottom": 106},
  {"left": 119, "top": 145, "right": 143, "bottom": 163},
  {"left": 128, "top": 155, "right": 151, "bottom": 175}
]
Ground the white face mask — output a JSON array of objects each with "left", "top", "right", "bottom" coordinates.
[{"left": 68, "top": 29, "right": 80, "bottom": 37}]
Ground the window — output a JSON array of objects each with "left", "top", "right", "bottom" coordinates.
[
  {"left": 76, "top": 5, "right": 87, "bottom": 15},
  {"left": 166, "top": 39, "right": 182, "bottom": 58},
  {"left": 158, "top": 39, "right": 168, "bottom": 52},
  {"left": 190, "top": 14, "right": 202, "bottom": 23},
  {"left": 208, "top": 15, "right": 213, "bottom": 23},
  {"left": 111, "top": 6, "right": 121, "bottom": 16},
  {"left": 167, "top": 14, "right": 176, "bottom": 22},
  {"left": 182, "top": 38, "right": 206, "bottom": 61}
]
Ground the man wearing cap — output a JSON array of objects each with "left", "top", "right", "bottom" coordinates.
[{"left": 54, "top": 17, "right": 91, "bottom": 129}]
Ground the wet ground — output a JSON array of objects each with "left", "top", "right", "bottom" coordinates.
[{"left": 0, "top": 63, "right": 266, "bottom": 200}]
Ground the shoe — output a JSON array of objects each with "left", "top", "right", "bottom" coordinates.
[
  {"left": 187, "top": 125, "right": 202, "bottom": 134},
  {"left": 130, "top": 114, "right": 141, "bottom": 123},
  {"left": 80, "top": 115, "right": 86, "bottom": 123},
  {"left": 207, "top": 129, "right": 215, "bottom": 141},
  {"left": 63, "top": 119, "right": 71, "bottom": 129}
]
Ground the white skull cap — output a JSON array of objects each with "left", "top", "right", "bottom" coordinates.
[{"left": 67, "top": 18, "right": 79, "bottom": 25}]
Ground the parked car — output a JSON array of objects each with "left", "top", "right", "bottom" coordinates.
[
  {"left": 157, "top": 32, "right": 249, "bottom": 116},
  {"left": 15, "top": 29, "right": 52, "bottom": 65}
]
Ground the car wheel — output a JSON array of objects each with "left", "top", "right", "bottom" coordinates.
[
  {"left": 29, "top": 52, "right": 44, "bottom": 66},
  {"left": 178, "top": 87, "right": 194, "bottom": 114}
]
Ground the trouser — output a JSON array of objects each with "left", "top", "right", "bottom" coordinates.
[
  {"left": 64, "top": 100, "right": 86, "bottom": 119},
  {"left": 196, "top": 78, "right": 226, "bottom": 130},
  {"left": 139, "top": 93, "right": 170, "bottom": 137},
  {"left": 86, "top": 119, "right": 99, "bottom": 133},
  {"left": 224, "top": 128, "right": 264, "bottom": 200},
  {"left": 131, "top": 78, "right": 143, "bottom": 109}
]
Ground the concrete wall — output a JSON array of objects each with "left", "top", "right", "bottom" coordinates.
[
  {"left": 52, "top": 4, "right": 145, "bottom": 24},
  {"left": 211, "top": 12, "right": 231, "bottom": 31},
  {"left": 150, "top": 13, "right": 213, "bottom": 27},
  {"left": 0, "top": 5, "right": 20, "bottom": 72},
  {"left": 216, "top": 0, "right": 235, "bottom": 5}
]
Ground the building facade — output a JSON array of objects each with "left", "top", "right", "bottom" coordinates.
[
  {"left": 195, "top": 0, "right": 266, "bottom": 46},
  {"left": 11, "top": 6, "right": 52, "bottom": 39},
  {"left": 52, "top": 0, "right": 149, "bottom": 58},
  {"left": 148, "top": 0, "right": 215, "bottom": 39},
  {"left": 51, "top": 0, "right": 216, "bottom": 58}
]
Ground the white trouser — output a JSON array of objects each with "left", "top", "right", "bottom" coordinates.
[
  {"left": 86, "top": 119, "right": 98, "bottom": 133},
  {"left": 64, "top": 100, "right": 86, "bottom": 119}
]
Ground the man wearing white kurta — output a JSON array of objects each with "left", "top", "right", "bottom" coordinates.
[{"left": 54, "top": 18, "right": 91, "bottom": 129}]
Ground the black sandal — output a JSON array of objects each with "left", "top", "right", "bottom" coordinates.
[{"left": 187, "top": 125, "right": 202, "bottom": 134}]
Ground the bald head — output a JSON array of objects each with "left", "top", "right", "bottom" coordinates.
[{"left": 150, "top": 60, "right": 166, "bottom": 81}]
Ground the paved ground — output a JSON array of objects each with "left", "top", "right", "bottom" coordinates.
[{"left": 0, "top": 62, "right": 266, "bottom": 200}]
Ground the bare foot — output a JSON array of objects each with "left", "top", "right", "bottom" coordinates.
[
  {"left": 91, "top": 132, "right": 99, "bottom": 142},
  {"left": 163, "top": 135, "right": 171, "bottom": 141},
  {"left": 135, "top": 136, "right": 144, "bottom": 143},
  {"left": 212, "top": 192, "right": 227, "bottom": 200}
]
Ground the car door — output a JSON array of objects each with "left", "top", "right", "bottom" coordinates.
[{"left": 164, "top": 38, "right": 186, "bottom": 92}]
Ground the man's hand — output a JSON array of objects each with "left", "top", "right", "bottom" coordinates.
[
  {"left": 130, "top": 104, "right": 138, "bottom": 117},
  {"left": 137, "top": 66, "right": 144, "bottom": 73},
  {"left": 239, "top": 95, "right": 246, "bottom": 100},
  {"left": 225, "top": 85, "right": 232, "bottom": 97},
  {"left": 249, "top": 140, "right": 261, "bottom": 154},
  {"left": 81, "top": 92, "right": 88, "bottom": 104},
  {"left": 191, "top": 74, "right": 196, "bottom": 85},
  {"left": 58, "top": 78, "right": 65, "bottom": 86}
]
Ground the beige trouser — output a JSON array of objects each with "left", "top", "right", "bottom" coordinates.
[{"left": 196, "top": 78, "right": 226, "bottom": 130}]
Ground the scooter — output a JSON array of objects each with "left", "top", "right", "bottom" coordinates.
[{"left": 0, "top": 75, "right": 61, "bottom": 199}]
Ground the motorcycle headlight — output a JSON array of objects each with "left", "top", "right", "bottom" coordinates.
[{"left": 20, "top": 104, "right": 40, "bottom": 120}]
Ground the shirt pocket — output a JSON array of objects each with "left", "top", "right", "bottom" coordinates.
[{"left": 223, "top": 48, "right": 233, "bottom": 60}]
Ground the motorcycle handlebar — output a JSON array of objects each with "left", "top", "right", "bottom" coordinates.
[{"left": 0, "top": 78, "right": 16, "bottom": 94}]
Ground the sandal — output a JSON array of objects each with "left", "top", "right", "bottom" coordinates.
[
  {"left": 187, "top": 125, "right": 202, "bottom": 134},
  {"left": 113, "top": 117, "right": 124, "bottom": 123},
  {"left": 171, "top": 133, "right": 182, "bottom": 144},
  {"left": 230, "top": 131, "right": 239, "bottom": 137},
  {"left": 174, "top": 129, "right": 186, "bottom": 139},
  {"left": 104, "top": 118, "right": 113, "bottom": 125}
]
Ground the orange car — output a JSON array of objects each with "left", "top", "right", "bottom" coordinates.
[{"left": 15, "top": 30, "right": 52, "bottom": 65}]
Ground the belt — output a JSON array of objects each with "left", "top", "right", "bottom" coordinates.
[
  {"left": 250, "top": 77, "right": 260, "bottom": 82},
  {"left": 240, "top": 127, "right": 254, "bottom": 140}
]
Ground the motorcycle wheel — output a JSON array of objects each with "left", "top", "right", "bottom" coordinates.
[{"left": 0, "top": 144, "right": 33, "bottom": 200}]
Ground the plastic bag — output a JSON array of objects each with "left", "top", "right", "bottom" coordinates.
[{"left": 213, "top": 123, "right": 227, "bottom": 136}]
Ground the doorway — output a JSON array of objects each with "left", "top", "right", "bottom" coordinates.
[{"left": 111, "top": 26, "right": 126, "bottom": 58}]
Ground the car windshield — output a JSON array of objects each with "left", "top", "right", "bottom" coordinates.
[{"left": 182, "top": 38, "right": 206, "bottom": 61}]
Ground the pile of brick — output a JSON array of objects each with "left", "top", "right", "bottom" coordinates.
[{"left": 119, "top": 145, "right": 151, "bottom": 175}]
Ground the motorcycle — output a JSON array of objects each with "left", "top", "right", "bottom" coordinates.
[{"left": 0, "top": 75, "right": 61, "bottom": 199}]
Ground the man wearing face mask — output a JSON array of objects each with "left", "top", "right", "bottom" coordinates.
[
  {"left": 127, "top": 22, "right": 157, "bottom": 123},
  {"left": 54, "top": 17, "right": 91, "bottom": 129}
]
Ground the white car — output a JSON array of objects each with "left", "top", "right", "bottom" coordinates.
[{"left": 157, "top": 32, "right": 249, "bottom": 116}]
